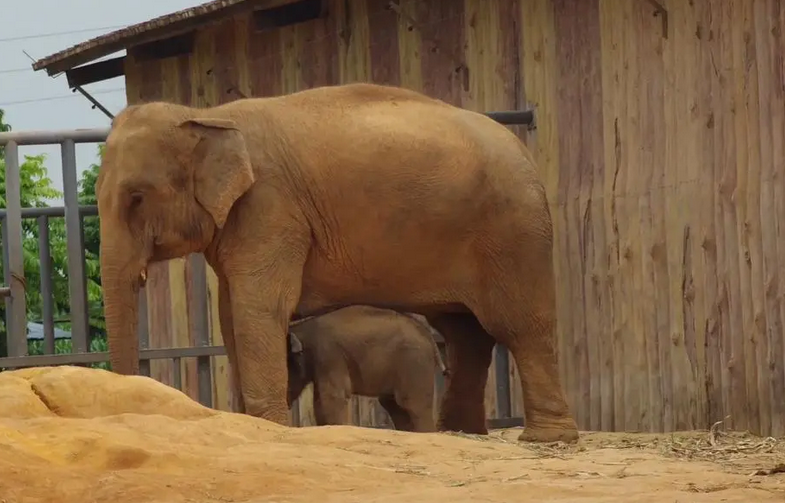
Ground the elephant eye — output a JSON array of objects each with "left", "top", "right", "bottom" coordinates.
[{"left": 129, "top": 191, "right": 144, "bottom": 207}]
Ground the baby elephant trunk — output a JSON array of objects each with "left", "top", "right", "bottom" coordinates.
[{"left": 402, "top": 313, "right": 450, "bottom": 377}]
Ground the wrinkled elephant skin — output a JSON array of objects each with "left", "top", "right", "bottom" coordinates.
[{"left": 95, "top": 82, "right": 579, "bottom": 444}]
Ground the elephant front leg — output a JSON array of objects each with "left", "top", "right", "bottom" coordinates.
[
  {"left": 217, "top": 275, "right": 244, "bottom": 414},
  {"left": 226, "top": 260, "right": 306, "bottom": 426}
]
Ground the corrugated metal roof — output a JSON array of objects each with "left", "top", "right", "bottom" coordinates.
[{"left": 32, "top": 0, "right": 297, "bottom": 76}]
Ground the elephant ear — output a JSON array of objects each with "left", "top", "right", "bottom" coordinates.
[{"left": 178, "top": 117, "right": 255, "bottom": 229}]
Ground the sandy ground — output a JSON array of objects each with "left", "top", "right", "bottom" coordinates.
[{"left": 0, "top": 366, "right": 783, "bottom": 503}]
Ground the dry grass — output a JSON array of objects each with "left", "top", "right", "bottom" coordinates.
[{"left": 444, "top": 419, "right": 785, "bottom": 475}]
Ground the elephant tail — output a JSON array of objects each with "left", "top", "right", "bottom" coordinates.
[{"left": 400, "top": 312, "right": 450, "bottom": 377}]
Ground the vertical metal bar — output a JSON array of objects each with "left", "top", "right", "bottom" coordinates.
[
  {"left": 172, "top": 357, "right": 182, "bottom": 391},
  {"left": 4, "top": 141, "right": 27, "bottom": 356},
  {"left": 60, "top": 139, "right": 89, "bottom": 353},
  {"left": 189, "top": 253, "right": 213, "bottom": 408},
  {"left": 1, "top": 215, "right": 9, "bottom": 338},
  {"left": 291, "top": 397, "right": 301, "bottom": 427},
  {"left": 494, "top": 344, "right": 512, "bottom": 419},
  {"left": 37, "top": 216, "right": 55, "bottom": 355},
  {"left": 137, "top": 288, "right": 150, "bottom": 377}
]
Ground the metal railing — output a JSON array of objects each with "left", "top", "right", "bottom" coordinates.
[{"left": 0, "top": 107, "right": 535, "bottom": 428}]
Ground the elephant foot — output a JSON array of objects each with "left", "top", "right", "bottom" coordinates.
[
  {"left": 437, "top": 409, "right": 488, "bottom": 435},
  {"left": 244, "top": 398, "right": 290, "bottom": 426},
  {"left": 517, "top": 418, "right": 579, "bottom": 444}
]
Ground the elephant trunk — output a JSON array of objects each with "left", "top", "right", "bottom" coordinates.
[{"left": 100, "top": 239, "right": 146, "bottom": 375}]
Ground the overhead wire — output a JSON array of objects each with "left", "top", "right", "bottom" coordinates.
[{"left": 0, "top": 24, "right": 127, "bottom": 43}]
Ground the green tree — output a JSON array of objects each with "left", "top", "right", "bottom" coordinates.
[{"left": 0, "top": 109, "right": 105, "bottom": 363}]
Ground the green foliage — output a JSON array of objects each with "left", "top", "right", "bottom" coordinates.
[{"left": 0, "top": 109, "right": 105, "bottom": 363}]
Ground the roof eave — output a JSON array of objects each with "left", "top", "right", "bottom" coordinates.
[{"left": 32, "top": 0, "right": 298, "bottom": 76}]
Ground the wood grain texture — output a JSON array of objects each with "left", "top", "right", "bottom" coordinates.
[{"left": 124, "top": 0, "right": 785, "bottom": 436}]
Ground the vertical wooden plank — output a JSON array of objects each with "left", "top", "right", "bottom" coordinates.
[
  {"left": 280, "top": 23, "right": 302, "bottom": 93},
  {"left": 419, "top": 0, "right": 464, "bottom": 106},
  {"left": 395, "top": 0, "right": 423, "bottom": 92},
  {"left": 552, "top": 0, "right": 605, "bottom": 431},
  {"left": 708, "top": 0, "right": 734, "bottom": 430},
  {"left": 752, "top": 0, "right": 776, "bottom": 438},
  {"left": 719, "top": 0, "right": 748, "bottom": 432},
  {"left": 619, "top": 0, "right": 651, "bottom": 432},
  {"left": 633, "top": 0, "right": 666, "bottom": 433},
  {"left": 367, "top": 0, "right": 400, "bottom": 86},
  {"left": 696, "top": 0, "right": 725, "bottom": 430},
  {"left": 299, "top": 15, "right": 338, "bottom": 89},
  {"left": 248, "top": 12, "right": 284, "bottom": 97},
  {"left": 336, "top": 0, "right": 372, "bottom": 85},
  {"left": 519, "top": 0, "right": 562, "bottom": 422},
  {"left": 664, "top": 0, "right": 703, "bottom": 432},
  {"left": 597, "top": 0, "right": 624, "bottom": 432},
  {"left": 734, "top": 0, "right": 766, "bottom": 436},
  {"left": 760, "top": 0, "right": 785, "bottom": 438},
  {"left": 727, "top": 0, "right": 757, "bottom": 435}
]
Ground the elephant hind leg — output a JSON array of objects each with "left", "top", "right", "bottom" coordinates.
[
  {"left": 426, "top": 313, "right": 494, "bottom": 435},
  {"left": 312, "top": 377, "right": 352, "bottom": 426},
  {"left": 469, "top": 267, "right": 579, "bottom": 443},
  {"left": 379, "top": 395, "right": 414, "bottom": 431},
  {"left": 391, "top": 386, "right": 436, "bottom": 433}
]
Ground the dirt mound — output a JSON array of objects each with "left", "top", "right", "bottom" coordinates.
[{"left": 1, "top": 366, "right": 783, "bottom": 502}]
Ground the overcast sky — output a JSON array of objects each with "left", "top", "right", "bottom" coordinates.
[{"left": 1, "top": 0, "right": 204, "bottom": 204}]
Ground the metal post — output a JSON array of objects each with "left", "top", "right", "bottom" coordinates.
[
  {"left": 189, "top": 253, "right": 213, "bottom": 408},
  {"left": 494, "top": 344, "right": 512, "bottom": 420},
  {"left": 4, "top": 141, "right": 27, "bottom": 356},
  {"left": 60, "top": 139, "right": 90, "bottom": 353},
  {"left": 138, "top": 288, "right": 150, "bottom": 376},
  {"left": 37, "top": 216, "right": 55, "bottom": 355}
]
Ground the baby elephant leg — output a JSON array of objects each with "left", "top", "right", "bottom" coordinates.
[
  {"left": 391, "top": 387, "right": 436, "bottom": 433},
  {"left": 313, "top": 380, "right": 352, "bottom": 425},
  {"left": 379, "top": 395, "right": 414, "bottom": 431}
]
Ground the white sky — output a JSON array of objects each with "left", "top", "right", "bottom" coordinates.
[{"left": 1, "top": 0, "right": 204, "bottom": 204}]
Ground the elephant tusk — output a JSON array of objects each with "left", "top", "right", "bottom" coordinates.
[{"left": 139, "top": 268, "right": 147, "bottom": 286}]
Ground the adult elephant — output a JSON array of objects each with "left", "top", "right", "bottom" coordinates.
[{"left": 96, "top": 82, "right": 578, "bottom": 444}]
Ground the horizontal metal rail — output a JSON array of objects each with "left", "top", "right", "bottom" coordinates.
[
  {"left": 0, "top": 345, "right": 227, "bottom": 369},
  {"left": 0, "top": 205, "right": 98, "bottom": 218},
  {"left": 0, "top": 128, "right": 109, "bottom": 146},
  {"left": 484, "top": 110, "right": 535, "bottom": 127}
]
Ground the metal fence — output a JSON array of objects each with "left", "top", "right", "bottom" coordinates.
[{"left": 0, "top": 109, "right": 535, "bottom": 429}]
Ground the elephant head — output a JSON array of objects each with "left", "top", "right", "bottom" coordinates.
[
  {"left": 285, "top": 331, "right": 309, "bottom": 406},
  {"left": 96, "top": 103, "right": 256, "bottom": 375}
]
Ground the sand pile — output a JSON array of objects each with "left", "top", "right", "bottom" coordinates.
[{"left": 1, "top": 366, "right": 783, "bottom": 503}]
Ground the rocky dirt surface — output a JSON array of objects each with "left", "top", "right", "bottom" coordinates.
[{"left": 1, "top": 366, "right": 783, "bottom": 502}]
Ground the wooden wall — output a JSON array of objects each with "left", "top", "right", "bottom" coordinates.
[{"left": 122, "top": 0, "right": 785, "bottom": 436}]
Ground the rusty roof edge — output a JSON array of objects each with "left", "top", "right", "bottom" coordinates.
[{"left": 31, "top": 0, "right": 295, "bottom": 74}]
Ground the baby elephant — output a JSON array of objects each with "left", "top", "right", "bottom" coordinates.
[{"left": 286, "top": 305, "right": 448, "bottom": 432}]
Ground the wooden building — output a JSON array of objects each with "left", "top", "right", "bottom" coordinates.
[{"left": 35, "top": 0, "right": 785, "bottom": 436}]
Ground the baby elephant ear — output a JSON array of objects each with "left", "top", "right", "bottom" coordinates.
[
  {"left": 177, "top": 117, "right": 255, "bottom": 229},
  {"left": 288, "top": 331, "right": 303, "bottom": 354}
]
